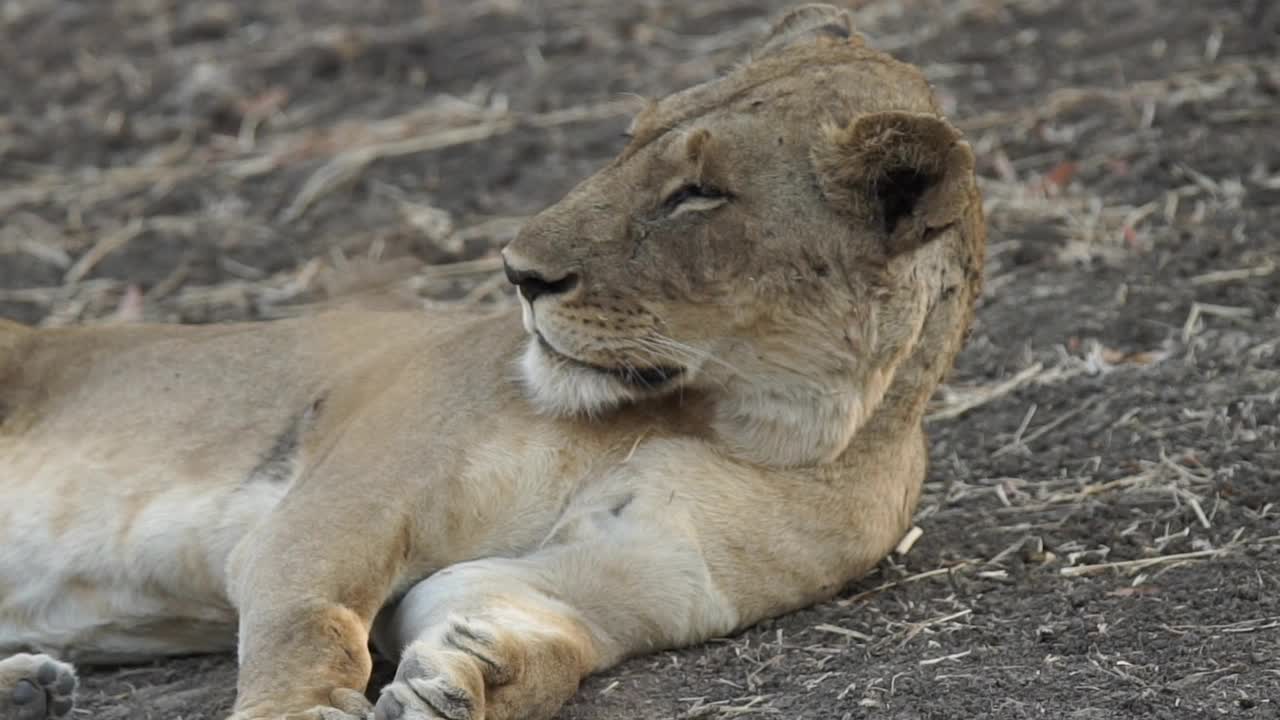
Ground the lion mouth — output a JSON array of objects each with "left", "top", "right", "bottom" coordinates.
[{"left": 536, "top": 335, "right": 683, "bottom": 388}]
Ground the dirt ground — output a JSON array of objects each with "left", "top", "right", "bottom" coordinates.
[{"left": 2, "top": 0, "right": 1278, "bottom": 718}]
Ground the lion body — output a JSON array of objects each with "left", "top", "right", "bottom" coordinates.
[
  {"left": 0, "top": 307, "right": 914, "bottom": 656},
  {"left": 0, "top": 7, "right": 985, "bottom": 719},
  {"left": 0, "top": 312, "right": 518, "bottom": 660}
]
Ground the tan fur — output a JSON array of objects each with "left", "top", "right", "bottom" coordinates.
[{"left": 0, "top": 6, "right": 984, "bottom": 719}]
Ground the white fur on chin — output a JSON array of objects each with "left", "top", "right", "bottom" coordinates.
[{"left": 519, "top": 340, "right": 635, "bottom": 417}]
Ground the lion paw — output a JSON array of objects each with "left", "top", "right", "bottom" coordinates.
[
  {"left": 375, "top": 654, "right": 479, "bottom": 720},
  {"left": 227, "top": 687, "right": 374, "bottom": 720},
  {"left": 375, "top": 604, "right": 594, "bottom": 720},
  {"left": 375, "top": 620, "right": 506, "bottom": 720},
  {"left": 0, "top": 653, "right": 77, "bottom": 720}
]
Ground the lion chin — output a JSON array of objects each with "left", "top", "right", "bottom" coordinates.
[
  {"left": 518, "top": 334, "right": 687, "bottom": 418},
  {"left": 516, "top": 287, "right": 691, "bottom": 417}
]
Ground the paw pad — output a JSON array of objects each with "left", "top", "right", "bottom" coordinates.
[
  {"left": 1, "top": 654, "right": 77, "bottom": 720},
  {"left": 376, "top": 646, "right": 480, "bottom": 720}
]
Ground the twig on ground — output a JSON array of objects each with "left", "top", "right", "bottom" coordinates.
[
  {"left": 1059, "top": 536, "right": 1280, "bottom": 577},
  {"left": 894, "top": 526, "right": 924, "bottom": 556},
  {"left": 919, "top": 649, "right": 972, "bottom": 666},
  {"left": 1189, "top": 258, "right": 1276, "bottom": 286},
  {"left": 1173, "top": 488, "right": 1212, "bottom": 529},
  {"left": 994, "top": 396, "right": 1099, "bottom": 457},
  {"left": 994, "top": 403, "right": 1037, "bottom": 457},
  {"left": 63, "top": 219, "right": 145, "bottom": 285},
  {"left": 412, "top": 256, "right": 505, "bottom": 281},
  {"left": 839, "top": 564, "right": 970, "bottom": 606},
  {"left": 897, "top": 609, "right": 973, "bottom": 647},
  {"left": 1060, "top": 548, "right": 1224, "bottom": 576},
  {"left": 814, "top": 624, "right": 873, "bottom": 643},
  {"left": 927, "top": 363, "right": 1044, "bottom": 422},
  {"left": 1182, "top": 302, "right": 1254, "bottom": 342}
]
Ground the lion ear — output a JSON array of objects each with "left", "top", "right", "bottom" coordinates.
[
  {"left": 751, "top": 4, "right": 856, "bottom": 60},
  {"left": 814, "top": 111, "right": 976, "bottom": 256}
]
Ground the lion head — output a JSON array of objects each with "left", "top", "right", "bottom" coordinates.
[{"left": 502, "top": 4, "right": 984, "bottom": 468}]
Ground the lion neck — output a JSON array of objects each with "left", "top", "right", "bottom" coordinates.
[
  {"left": 703, "top": 264, "right": 971, "bottom": 470},
  {"left": 698, "top": 310, "right": 901, "bottom": 468}
]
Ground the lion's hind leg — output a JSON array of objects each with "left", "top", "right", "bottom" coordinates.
[{"left": 0, "top": 653, "right": 77, "bottom": 720}]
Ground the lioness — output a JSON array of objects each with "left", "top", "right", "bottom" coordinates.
[{"left": 0, "top": 5, "right": 984, "bottom": 719}]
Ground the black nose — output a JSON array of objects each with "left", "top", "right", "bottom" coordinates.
[{"left": 504, "top": 261, "right": 579, "bottom": 302}]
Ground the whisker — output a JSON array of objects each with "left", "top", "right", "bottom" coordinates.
[
  {"left": 643, "top": 334, "right": 745, "bottom": 378},
  {"left": 625, "top": 338, "right": 701, "bottom": 370},
  {"left": 624, "top": 336, "right": 740, "bottom": 391}
]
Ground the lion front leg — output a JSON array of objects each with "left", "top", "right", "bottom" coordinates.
[
  {"left": 228, "top": 602, "right": 378, "bottom": 720},
  {"left": 224, "top": 487, "right": 412, "bottom": 720},
  {"left": 368, "top": 437, "right": 918, "bottom": 720},
  {"left": 369, "top": 524, "right": 739, "bottom": 720},
  {"left": 372, "top": 574, "right": 598, "bottom": 720}
]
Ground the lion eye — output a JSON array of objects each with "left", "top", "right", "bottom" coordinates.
[{"left": 662, "top": 183, "right": 730, "bottom": 214}]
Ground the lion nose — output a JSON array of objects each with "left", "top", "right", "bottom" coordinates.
[{"left": 502, "top": 258, "right": 579, "bottom": 303}]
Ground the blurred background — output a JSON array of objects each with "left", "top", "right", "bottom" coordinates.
[{"left": 1, "top": 1, "right": 1276, "bottom": 718}]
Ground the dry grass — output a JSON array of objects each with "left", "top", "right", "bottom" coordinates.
[{"left": 3, "top": 0, "right": 1273, "bottom": 335}]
